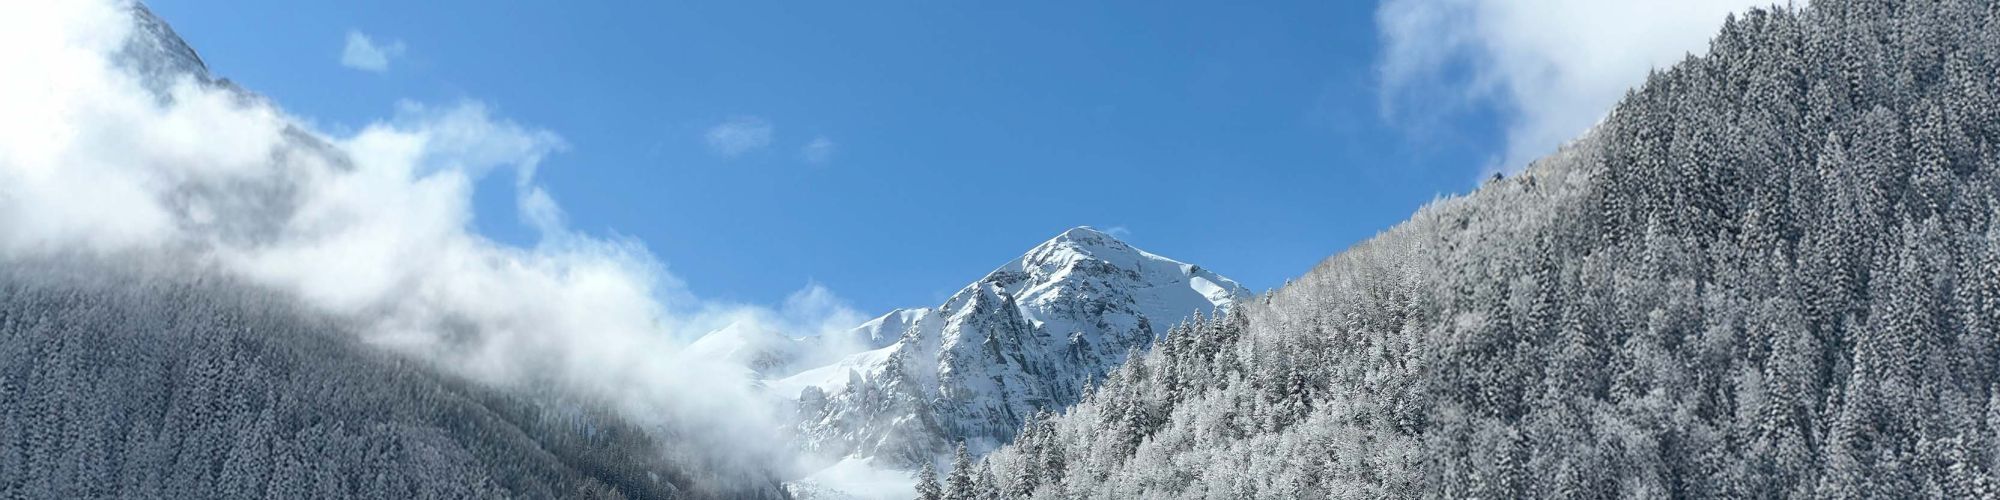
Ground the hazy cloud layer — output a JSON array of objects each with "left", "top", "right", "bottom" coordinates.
[
  {"left": 1377, "top": 0, "right": 1763, "bottom": 174},
  {"left": 705, "top": 115, "right": 774, "bottom": 158},
  {"left": 341, "top": 30, "right": 403, "bottom": 72},
  {"left": 1, "top": 0, "right": 861, "bottom": 481}
]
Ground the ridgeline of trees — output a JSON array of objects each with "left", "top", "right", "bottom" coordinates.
[
  {"left": 972, "top": 0, "right": 2000, "bottom": 498},
  {"left": 0, "top": 261, "right": 787, "bottom": 499}
]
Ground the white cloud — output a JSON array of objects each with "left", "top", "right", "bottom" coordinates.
[
  {"left": 340, "top": 30, "right": 404, "bottom": 72},
  {"left": 801, "top": 135, "right": 835, "bottom": 165},
  {"left": 0, "top": 0, "right": 861, "bottom": 484},
  {"left": 704, "top": 116, "right": 773, "bottom": 158},
  {"left": 1377, "top": 0, "right": 1765, "bottom": 173}
]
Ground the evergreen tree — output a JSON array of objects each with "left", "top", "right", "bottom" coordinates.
[
  {"left": 916, "top": 462, "right": 943, "bottom": 500},
  {"left": 945, "top": 442, "right": 976, "bottom": 500},
  {"left": 974, "top": 462, "right": 1001, "bottom": 500}
]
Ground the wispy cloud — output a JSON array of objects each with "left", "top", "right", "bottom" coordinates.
[
  {"left": 1103, "top": 226, "right": 1132, "bottom": 239},
  {"left": 340, "top": 30, "right": 404, "bottom": 72},
  {"left": 801, "top": 136, "right": 835, "bottom": 165},
  {"left": 1377, "top": 0, "right": 1762, "bottom": 174},
  {"left": 704, "top": 116, "right": 773, "bottom": 158}
]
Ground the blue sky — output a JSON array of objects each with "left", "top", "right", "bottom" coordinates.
[{"left": 143, "top": 1, "right": 1745, "bottom": 314}]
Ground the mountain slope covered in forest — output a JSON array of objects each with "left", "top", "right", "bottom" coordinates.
[
  {"left": 974, "top": 1, "right": 2000, "bottom": 498},
  {"left": 0, "top": 262, "right": 787, "bottom": 499}
]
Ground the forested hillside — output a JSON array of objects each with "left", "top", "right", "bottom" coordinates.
[
  {"left": 0, "top": 262, "right": 787, "bottom": 499},
  {"left": 970, "top": 0, "right": 2000, "bottom": 498}
]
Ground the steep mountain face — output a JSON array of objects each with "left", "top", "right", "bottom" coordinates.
[
  {"left": 120, "top": 3, "right": 211, "bottom": 90},
  {"left": 979, "top": 1, "right": 2000, "bottom": 499},
  {"left": 783, "top": 227, "right": 1247, "bottom": 471}
]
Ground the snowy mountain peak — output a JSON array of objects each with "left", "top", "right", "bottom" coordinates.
[
  {"left": 977, "top": 226, "right": 1247, "bottom": 335},
  {"left": 1050, "top": 225, "right": 1119, "bottom": 245},
  {"left": 120, "top": 2, "right": 215, "bottom": 97},
  {"left": 784, "top": 227, "right": 1251, "bottom": 492},
  {"left": 1014, "top": 226, "right": 1138, "bottom": 268}
]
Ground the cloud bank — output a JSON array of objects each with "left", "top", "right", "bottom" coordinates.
[
  {"left": 0, "top": 0, "right": 859, "bottom": 482},
  {"left": 341, "top": 30, "right": 403, "bottom": 72},
  {"left": 1377, "top": 0, "right": 1766, "bottom": 173}
]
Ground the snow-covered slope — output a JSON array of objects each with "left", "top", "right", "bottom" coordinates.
[
  {"left": 836, "top": 308, "right": 930, "bottom": 350},
  {"left": 687, "top": 307, "right": 925, "bottom": 381},
  {"left": 685, "top": 322, "right": 813, "bottom": 376},
  {"left": 784, "top": 226, "right": 1248, "bottom": 476}
]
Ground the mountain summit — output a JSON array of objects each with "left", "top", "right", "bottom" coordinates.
[
  {"left": 776, "top": 226, "right": 1246, "bottom": 492},
  {"left": 995, "top": 226, "right": 1243, "bottom": 321}
]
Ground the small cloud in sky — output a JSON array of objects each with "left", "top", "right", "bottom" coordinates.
[
  {"left": 705, "top": 116, "right": 774, "bottom": 158},
  {"left": 801, "top": 136, "right": 835, "bottom": 165},
  {"left": 1103, "top": 226, "right": 1133, "bottom": 239},
  {"left": 341, "top": 30, "right": 405, "bottom": 72}
]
